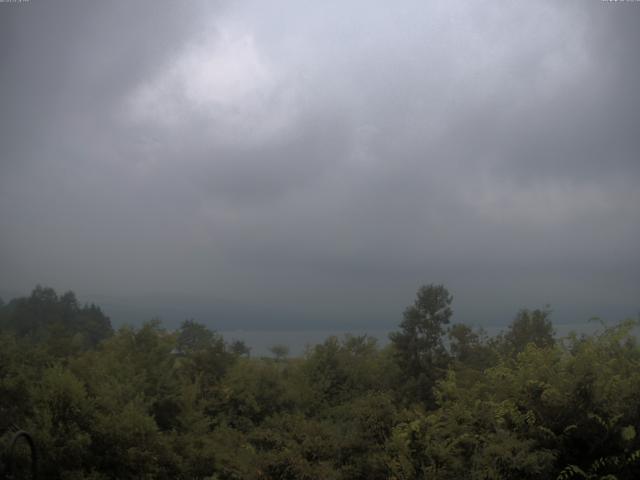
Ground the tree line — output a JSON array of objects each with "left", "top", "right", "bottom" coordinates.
[{"left": 0, "top": 284, "right": 639, "bottom": 479}]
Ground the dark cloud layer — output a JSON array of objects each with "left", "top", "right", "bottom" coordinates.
[{"left": 1, "top": 1, "right": 638, "bottom": 330}]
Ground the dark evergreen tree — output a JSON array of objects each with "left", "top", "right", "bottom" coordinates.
[
  {"left": 503, "top": 307, "right": 555, "bottom": 354},
  {"left": 0, "top": 286, "right": 112, "bottom": 350},
  {"left": 389, "top": 284, "right": 453, "bottom": 406}
]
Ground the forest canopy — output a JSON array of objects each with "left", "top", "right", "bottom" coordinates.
[{"left": 1, "top": 285, "right": 639, "bottom": 479}]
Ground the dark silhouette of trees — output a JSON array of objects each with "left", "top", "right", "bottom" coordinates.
[
  {"left": 389, "top": 284, "right": 453, "bottom": 406},
  {"left": 0, "top": 285, "right": 112, "bottom": 351},
  {"left": 269, "top": 344, "right": 290, "bottom": 362},
  {"left": 502, "top": 307, "right": 555, "bottom": 354}
]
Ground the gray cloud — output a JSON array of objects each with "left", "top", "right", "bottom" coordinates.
[{"left": 1, "top": 0, "right": 638, "bottom": 330}]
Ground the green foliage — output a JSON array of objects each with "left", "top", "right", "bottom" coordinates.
[
  {"left": 0, "top": 286, "right": 113, "bottom": 353},
  {"left": 229, "top": 339, "right": 251, "bottom": 357},
  {"left": 269, "top": 344, "right": 290, "bottom": 362},
  {"left": 304, "top": 334, "right": 395, "bottom": 407},
  {"left": 448, "top": 323, "right": 497, "bottom": 377},
  {"left": 389, "top": 284, "right": 453, "bottom": 406},
  {"left": 499, "top": 307, "right": 556, "bottom": 355},
  {"left": 1, "top": 285, "right": 639, "bottom": 479},
  {"left": 219, "top": 358, "right": 297, "bottom": 429}
]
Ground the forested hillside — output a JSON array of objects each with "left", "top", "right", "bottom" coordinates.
[{"left": 1, "top": 285, "right": 639, "bottom": 479}]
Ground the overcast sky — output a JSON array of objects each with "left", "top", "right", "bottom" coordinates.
[{"left": 1, "top": 0, "right": 638, "bottom": 330}]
